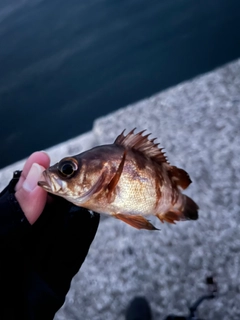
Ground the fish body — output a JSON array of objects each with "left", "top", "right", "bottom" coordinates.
[{"left": 38, "top": 129, "right": 198, "bottom": 230}]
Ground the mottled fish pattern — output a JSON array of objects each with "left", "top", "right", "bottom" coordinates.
[{"left": 38, "top": 129, "right": 199, "bottom": 230}]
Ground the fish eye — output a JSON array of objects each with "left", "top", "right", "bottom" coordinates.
[{"left": 58, "top": 159, "right": 78, "bottom": 178}]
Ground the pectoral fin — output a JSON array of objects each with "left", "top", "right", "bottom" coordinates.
[{"left": 113, "top": 213, "right": 159, "bottom": 230}]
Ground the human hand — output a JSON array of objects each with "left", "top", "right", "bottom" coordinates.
[
  {"left": 14, "top": 151, "right": 50, "bottom": 224},
  {"left": 4, "top": 151, "right": 99, "bottom": 318}
]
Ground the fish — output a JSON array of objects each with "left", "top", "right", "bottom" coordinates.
[{"left": 38, "top": 129, "right": 199, "bottom": 230}]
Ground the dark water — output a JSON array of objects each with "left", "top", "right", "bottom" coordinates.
[{"left": 0, "top": 0, "right": 240, "bottom": 168}]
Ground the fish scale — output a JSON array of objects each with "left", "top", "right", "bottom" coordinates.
[{"left": 38, "top": 129, "right": 199, "bottom": 230}]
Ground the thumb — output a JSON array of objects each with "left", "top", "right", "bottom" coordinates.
[{"left": 15, "top": 163, "right": 48, "bottom": 225}]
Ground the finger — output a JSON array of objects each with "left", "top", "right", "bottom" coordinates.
[
  {"left": 15, "top": 163, "right": 48, "bottom": 224},
  {"left": 15, "top": 151, "right": 50, "bottom": 191}
]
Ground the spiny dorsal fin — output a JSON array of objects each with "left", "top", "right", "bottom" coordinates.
[{"left": 114, "top": 128, "right": 168, "bottom": 164}]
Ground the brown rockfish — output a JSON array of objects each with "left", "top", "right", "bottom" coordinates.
[{"left": 38, "top": 129, "right": 198, "bottom": 230}]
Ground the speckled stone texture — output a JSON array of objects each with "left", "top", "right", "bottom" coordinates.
[
  {"left": 0, "top": 59, "right": 239, "bottom": 320},
  {"left": 56, "top": 60, "right": 240, "bottom": 320}
]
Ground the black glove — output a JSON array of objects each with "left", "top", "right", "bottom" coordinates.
[{"left": 0, "top": 171, "right": 100, "bottom": 320}]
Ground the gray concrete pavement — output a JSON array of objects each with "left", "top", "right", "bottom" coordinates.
[
  {"left": 57, "top": 60, "right": 240, "bottom": 320},
  {"left": 1, "top": 59, "right": 239, "bottom": 319}
]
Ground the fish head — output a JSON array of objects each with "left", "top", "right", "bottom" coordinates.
[
  {"left": 38, "top": 148, "right": 113, "bottom": 206},
  {"left": 38, "top": 156, "right": 81, "bottom": 201}
]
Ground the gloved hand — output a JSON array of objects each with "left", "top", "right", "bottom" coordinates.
[{"left": 0, "top": 152, "right": 99, "bottom": 320}]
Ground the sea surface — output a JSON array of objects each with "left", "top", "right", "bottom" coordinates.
[{"left": 0, "top": 0, "right": 240, "bottom": 168}]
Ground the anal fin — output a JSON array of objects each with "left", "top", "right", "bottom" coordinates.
[
  {"left": 113, "top": 213, "right": 159, "bottom": 231},
  {"left": 157, "top": 212, "right": 179, "bottom": 224}
]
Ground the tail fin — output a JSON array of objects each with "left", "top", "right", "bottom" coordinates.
[
  {"left": 156, "top": 195, "right": 199, "bottom": 224},
  {"left": 182, "top": 195, "right": 199, "bottom": 220}
]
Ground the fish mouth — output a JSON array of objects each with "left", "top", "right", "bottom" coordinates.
[
  {"left": 38, "top": 171, "right": 67, "bottom": 193},
  {"left": 38, "top": 171, "right": 51, "bottom": 191},
  {"left": 38, "top": 180, "right": 52, "bottom": 191}
]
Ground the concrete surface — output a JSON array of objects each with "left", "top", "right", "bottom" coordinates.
[{"left": 1, "top": 59, "right": 240, "bottom": 319}]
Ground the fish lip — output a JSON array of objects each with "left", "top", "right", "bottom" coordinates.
[
  {"left": 38, "top": 180, "right": 52, "bottom": 191},
  {"left": 38, "top": 171, "right": 66, "bottom": 193},
  {"left": 38, "top": 171, "right": 52, "bottom": 191}
]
